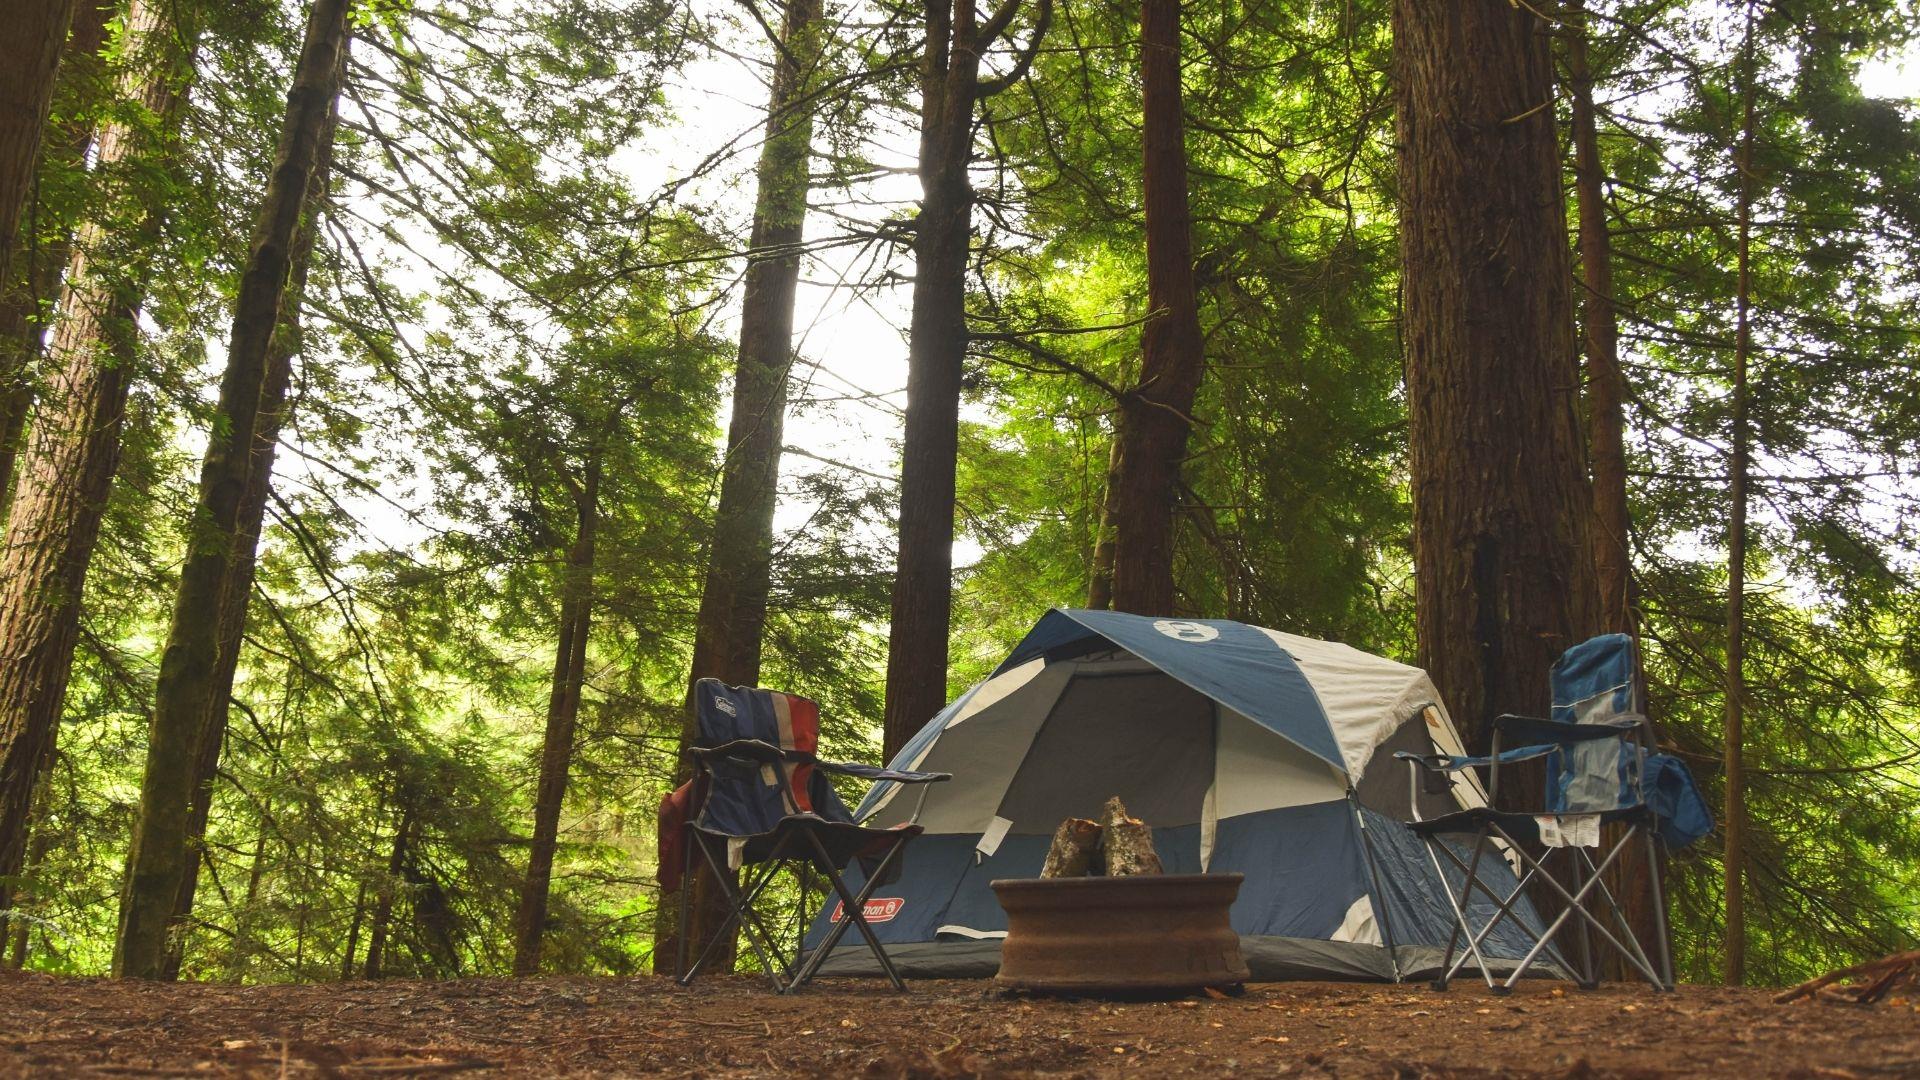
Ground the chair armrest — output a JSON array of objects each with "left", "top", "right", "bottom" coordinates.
[
  {"left": 1395, "top": 751, "right": 1472, "bottom": 772},
  {"left": 1493, "top": 713, "right": 1644, "bottom": 746},
  {"left": 817, "top": 760, "right": 952, "bottom": 784},
  {"left": 687, "top": 739, "right": 809, "bottom": 766}
]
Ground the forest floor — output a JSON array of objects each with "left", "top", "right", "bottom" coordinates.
[{"left": 2, "top": 969, "right": 1917, "bottom": 1078}]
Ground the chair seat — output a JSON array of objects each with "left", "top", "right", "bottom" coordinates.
[
  {"left": 694, "top": 816, "right": 923, "bottom": 870},
  {"left": 1409, "top": 803, "right": 1652, "bottom": 845}
]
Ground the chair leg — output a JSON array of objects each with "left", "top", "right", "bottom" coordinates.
[
  {"left": 1488, "top": 824, "right": 1665, "bottom": 991},
  {"left": 1646, "top": 831, "right": 1675, "bottom": 990},
  {"left": 790, "top": 831, "right": 912, "bottom": 991},
  {"left": 1576, "top": 838, "right": 1661, "bottom": 988},
  {"left": 680, "top": 833, "right": 792, "bottom": 991},
  {"left": 1567, "top": 851, "right": 1599, "bottom": 990},
  {"left": 675, "top": 822, "right": 694, "bottom": 981},
  {"left": 1422, "top": 831, "right": 1497, "bottom": 991}
]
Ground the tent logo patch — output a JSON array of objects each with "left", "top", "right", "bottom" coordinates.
[
  {"left": 830, "top": 897, "right": 904, "bottom": 923},
  {"left": 1153, "top": 619, "right": 1219, "bottom": 643}
]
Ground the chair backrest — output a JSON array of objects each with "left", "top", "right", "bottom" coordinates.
[
  {"left": 690, "top": 679, "right": 851, "bottom": 836},
  {"left": 1547, "top": 634, "right": 1645, "bottom": 813}
]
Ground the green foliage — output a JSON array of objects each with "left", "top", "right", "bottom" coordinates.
[{"left": 5, "top": 0, "right": 1916, "bottom": 989}]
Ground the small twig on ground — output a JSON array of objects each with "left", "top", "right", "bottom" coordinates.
[{"left": 1774, "top": 950, "right": 1920, "bottom": 1004}]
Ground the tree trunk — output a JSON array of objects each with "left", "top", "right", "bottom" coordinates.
[
  {"left": 1566, "top": 0, "right": 1631, "bottom": 638},
  {"left": 1103, "top": 0, "right": 1205, "bottom": 617},
  {"left": 1084, "top": 442, "right": 1119, "bottom": 609},
  {"left": 655, "top": 0, "right": 821, "bottom": 976},
  {"left": 3, "top": 757, "right": 56, "bottom": 968},
  {"left": 883, "top": 0, "right": 985, "bottom": 759},
  {"left": 511, "top": 458, "right": 600, "bottom": 976},
  {"left": 0, "top": 0, "right": 195, "bottom": 912},
  {"left": 0, "top": 0, "right": 77, "bottom": 292},
  {"left": 1394, "top": 0, "right": 1598, "bottom": 753},
  {"left": 0, "top": 0, "right": 113, "bottom": 518},
  {"left": 362, "top": 806, "right": 412, "bottom": 980},
  {"left": 1724, "top": 0, "right": 1758, "bottom": 989},
  {"left": 1564, "top": 0, "right": 1664, "bottom": 984},
  {"left": 115, "top": 0, "right": 351, "bottom": 981},
  {"left": 159, "top": 67, "right": 343, "bottom": 983}
]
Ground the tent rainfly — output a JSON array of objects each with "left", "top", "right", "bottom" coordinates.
[{"left": 809, "top": 608, "right": 1556, "bottom": 981}]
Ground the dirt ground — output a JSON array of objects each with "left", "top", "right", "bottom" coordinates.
[{"left": 2, "top": 970, "right": 1917, "bottom": 1078}]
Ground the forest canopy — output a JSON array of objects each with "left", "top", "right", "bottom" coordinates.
[{"left": 0, "top": 0, "right": 1914, "bottom": 990}]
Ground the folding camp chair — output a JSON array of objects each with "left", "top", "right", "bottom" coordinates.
[
  {"left": 659, "top": 679, "right": 950, "bottom": 992},
  {"left": 1397, "top": 634, "right": 1706, "bottom": 994}
]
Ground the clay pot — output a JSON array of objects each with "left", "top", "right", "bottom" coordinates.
[{"left": 990, "top": 873, "right": 1249, "bottom": 993}]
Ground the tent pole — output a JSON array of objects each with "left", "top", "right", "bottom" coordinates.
[{"left": 1350, "top": 793, "right": 1403, "bottom": 982}]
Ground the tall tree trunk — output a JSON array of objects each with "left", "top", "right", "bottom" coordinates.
[
  {"left": 883, "top": 0, "right": 982, "bottom": 759},
  {"left": 1084, "top": 441, "right": 1119, "bottom": 608},
  {"left": 0, "top": 0, "right": 113, "bottom": 518},
  {"left": 3, "top": 756, "right": 56, "bottom": 968},
  {"left": 0, "top": 0, "right": 195, "bottom": 913},
  {"left": 362, "top": 805, "right": 413, "bottom": 980},
  {"left": 159, "top": 70, "right": 343, "bottom": 983},
  {"left": 1723, "top": 0, "right": 1758, "bottom": 989},
  {"left": 1567, "top": 0, "right": 1630, "bottom": 637},
  {"left": 1103, "top": 0, "right": 1205, "bottom": 617},
  {"left": 883, "top": 0, "right": 1050, "bottom": 757},
  {"left": 511, "top": 459, "right": 599, "bottom": 976},
  {"left": 0, "top": 0, "right": 78, "bottom": 291},
  {"left": 655, "top": 0, "right": 821, "bottom": 976},
  {"left": 115, "top": 0, "right": 351, "bottom": 981},
  {"left": 1565, "top": 0, "right": 1666, "bottom": 981},
  {"left": 1394, "top": 0, "right": 1598, "bottom": 752}
]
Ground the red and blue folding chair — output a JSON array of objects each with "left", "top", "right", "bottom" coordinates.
[{"left": 658, "top": 679, "right": 949, "bottom": 992}]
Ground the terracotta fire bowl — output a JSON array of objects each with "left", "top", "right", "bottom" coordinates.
[{"left": 990, "top": 873, "right": 1250, "bottom": 993}]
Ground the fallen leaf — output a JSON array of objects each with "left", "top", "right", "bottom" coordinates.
[
  {"left": 1254, "top": 1036, "right": 1290, "bottom": 1045},
  {"left": 221, "top": 1040, "right": 253, "bottom": 1051},
  {"left": 1204, "top": 987, "right": 1231, "bottom": 1000}
]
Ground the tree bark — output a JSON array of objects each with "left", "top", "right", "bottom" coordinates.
[
  {"left": 1084, "top": 442, "right": 1119, "bottom": 609},
  {"left": 159, "top": 68, "right": 343, "bottom": 983},
  {"left": 362, "top": 805, "right": 413, "bottom": 980},
  {"left": 114, "top": 0, "right": 351, "bottom": 981},
  {"left": 0, "top": 0, "right": 113, "bottom": 518},
  {"left": 1563, "top": 0, "right": 1667, "bottom": 984},
  {"left": 655, "top": 0, "right": 821, "bottom": 976},
  {"left": 883, "top": 0, "right": 1049, "bottom": 757},
  {"left": 1103, "top": 0, "right": 1205, "bottom": 617},
  {"left": 0, "top": 0, "right": 78, "bottom": 292},
  {"left": 1394, "top": 0, "right": 1598, "bottom": 753},
  {"left": 1566, "top": 0, "right": 1631, "bottom": 638},
  {"left": 1724, "top": 0, "right": 1758, "bottom": 989},
  {"left": 0, "top": 0, "right": 195, "bottom": 914},
  {"left": 883, "top": 0, "right": 983, "bottom": 760},
  {"left": 511, "top": 458, "right": 600, "bottom": 976}
]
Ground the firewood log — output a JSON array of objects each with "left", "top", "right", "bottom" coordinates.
[
  {"left": 1101, "top": 796, "right": 1163, "bottom": 876},
  {"left": 1040, "top": 817, "right": 1102, "bottom": 878}
]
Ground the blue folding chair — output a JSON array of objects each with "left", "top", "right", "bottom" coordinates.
[
  {"left": 659, "top": 679, "right": 950, "bottom": 992},
  {"left": 1398, "top": 634, "right": 1708, "bottom": 993}
]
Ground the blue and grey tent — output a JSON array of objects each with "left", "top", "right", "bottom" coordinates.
[{"left": 811, "top": 608, "right": 1557, "bottom": 981}]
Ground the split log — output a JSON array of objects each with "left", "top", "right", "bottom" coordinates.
[
  {"left": 1101, "top": 796, "right": 1163, "bottom": 877},
  {"left": 1040, "top": 817, "right": 1102, "bottom": 878},
  {"left": 1773, "top": 949, "right": 1920, "bottom": 1004}
]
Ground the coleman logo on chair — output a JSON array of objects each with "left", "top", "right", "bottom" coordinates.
[{"left": 830, "top": 898, "right": 904, "bottom": 923}]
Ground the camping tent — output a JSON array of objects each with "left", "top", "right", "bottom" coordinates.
[{"left": 810, "top": 608, "right": 1556, "bottom": 981}]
